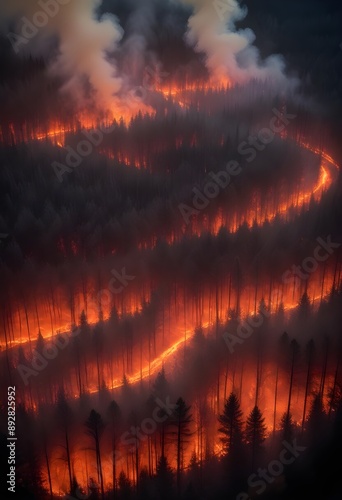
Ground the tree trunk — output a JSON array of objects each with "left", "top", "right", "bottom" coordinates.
[
  {"left": 302, "top": 341, "right": 314, "bottom": 432},
  {"left": 273, "top": 365, "right": 279, "bottom": 435}
]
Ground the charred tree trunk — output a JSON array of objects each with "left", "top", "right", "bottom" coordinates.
[{"left": 302, "top": 340, "right": 314, "bottom": 432}]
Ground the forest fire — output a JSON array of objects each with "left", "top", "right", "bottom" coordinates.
[
  {"left": 1, "top": 138, "right": 338, "bottom": 351},
  {"left": 1, "top": 85, "right": 341, "bottom": 497},
  {"left": 0, "top": 77, "right": 231, "bottom": 147},
  {"left": 42, "top": 361, "right": 334, "bottom": 495}
]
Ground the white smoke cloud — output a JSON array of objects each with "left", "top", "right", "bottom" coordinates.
[
  {"left": 121, "top": 0, "right": 157, "bottom": 83},
  {"left": 180, "top": 0, "right": 290, "bottom": 87},
  {"left": 0, "top": 0, "right": 295, "bottom": 115},
  {"left": 0, "top": 0, "right": 124, "bottom": 110}
]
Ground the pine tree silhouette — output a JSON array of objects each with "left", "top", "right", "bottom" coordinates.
[
  {"left": 298, "top": 292, "right": 311, "bottom": 319},
  {"left": 245, "top": 405, "right": 267, "bottom": 467},
  {"left": 305, "top": 394, "right": 327, "bottom": 442},
  {"left": 218, "top": 392, "right": 244, "bottom": 455},
  {"left": 156, "top": 456, "right": 174, "bottom": 500},
  {"left": 280, "top": 411, "right": 296, "bottom": 442}
]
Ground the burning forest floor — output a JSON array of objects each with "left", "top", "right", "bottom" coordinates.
[{"left": 1, "top": 91, "right": 342, "bottom": 499}]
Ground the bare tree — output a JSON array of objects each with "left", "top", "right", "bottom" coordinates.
[
  {"left": 169, "top": 397, "right": 193, "bottom": 497},
  {"left": 85, "top": 409, "right": 106, "bottom": 500}
]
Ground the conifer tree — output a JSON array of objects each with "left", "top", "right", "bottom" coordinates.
[
  {"left": 245, "top": 405, "right": 267, "bottom": 466},
  {"left": 218, "top": 393, "right": 244, "bottom": 455}
]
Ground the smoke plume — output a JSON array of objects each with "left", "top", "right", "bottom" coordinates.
[
  {"left": 0, "top": 0, "right": 295, "bottom": 114},
  {"left": 121, "top": 0, "right": 157, "bottom": 84},
  {"left": 180, "top": 0, "right": 289, "bottom": 86},
  {"left": 1, "top": 0, "right": 124, "bottom": 110}
]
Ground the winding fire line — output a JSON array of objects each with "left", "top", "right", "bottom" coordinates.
[
  {"left": 81, "top": 144, "right": 340, "bottom": 397},
  {"left": 84, "top": 286, "right": 335, "bottom": 397},
  {"left": 1, "top": 94, "right": 340, "bottom": 370},
  {"left": 87, "top": 327, "right": 198, "bottom": 395},
  {"left": 3, "top": 125, "right": 340, "bottom": 493},
  {"left": 0, "top": 138, "right": 339, "bottom": 352}
]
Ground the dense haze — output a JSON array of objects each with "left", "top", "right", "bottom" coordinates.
[{"left": 0, "top": 1, "right": 342, "bottom": 500}]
